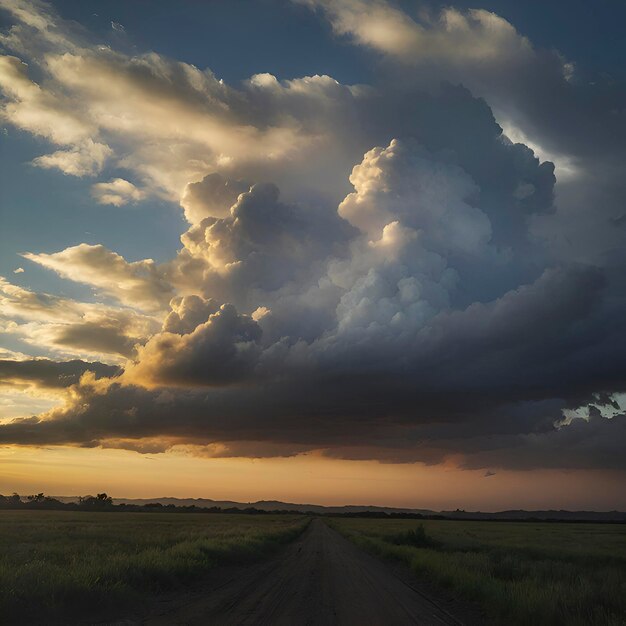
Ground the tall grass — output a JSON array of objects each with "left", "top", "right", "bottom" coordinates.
[
  {"left": 329, "top": 518, "right": 626, "bottom": 625},
  {"left": 0, "top": 511, "right": 308, "bottom": 623}
]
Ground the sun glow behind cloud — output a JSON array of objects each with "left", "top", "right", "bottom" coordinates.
[{"left": 499, "top": 120, "right": 579, "bottom": 181}]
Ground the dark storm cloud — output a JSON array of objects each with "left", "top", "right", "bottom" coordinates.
[
  {"left": 2, "top": 264, "right": 625, "bottom": 470},
  {"left": 2, "top": 375, "right": 624, "bottom": 471},
  {"left": 0, "top": 358, "right": 119, "bottom": 389}
]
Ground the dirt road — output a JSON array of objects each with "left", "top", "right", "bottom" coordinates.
[{"left": 142, "top": 519, "right": 474, "bottom": 625}]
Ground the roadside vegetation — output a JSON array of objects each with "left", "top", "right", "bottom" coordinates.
[
  {"left": 329, "top": 517, "right": 626, "bottom": 625},
  {"left": 0, "top": 510, "right": 308, "bottom": 623}
]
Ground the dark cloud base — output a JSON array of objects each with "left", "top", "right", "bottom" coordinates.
[
  {"left": 0, "top": 359, "right": 120, "bottom": 389},
  {"left": 2, "top": 264, "right": 625, "bottom": 471}
]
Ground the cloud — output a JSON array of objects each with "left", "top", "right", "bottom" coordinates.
[
  {"left": 32, "top": 140, "right": 112, "bottom": 176},
  {"left": 299, "top": 0, "right": 626, "bottom": 267},
  {"left": 126, "top": 304, "right": 262, "bottom": 387},
  {"left": 0, "top": 0, "right": 625, "bottom": 474},
  {"left": 0, "top": 54, "right": 90, "bottom": 144},
  {"left": 167, "top": 180, "right": 353, "bottom": 338},
  {"left": 180, "top": 172, "right": 249, "bottom": 224},
  {"left": 0, "top": 54, "right": 110, "bottom": 175},
  {"left": 2, "top": 366, "right": 625, "bottom": 471},
  {"left": 298, "top": 0, "right": 532, "bottom": 64},
  {"left": 1, "top": 275, "right": 85, "bottom": 322},
  {"left": 91, "top": 178, "right": 146, "bottom": 206},
  {"left": 0, "top": 358, "right": 119, "bottom": 389},
  {"left": 0, "top": 356, "right": 119, "bottom": 420},
  {"left": 2, "top": 168, "right": 623, "bottom": 470},
  {"left": 23, "top": 244, "right": 172, "bottom": 312},
  {"left": 0, "top": 0, "right": 557, "bottom": 218},
  {"left": 0, "top": 277, "right": 158, "bottom": 361},
  {"left": 163, "top": 295, "right": 220, "bottom": 335}
]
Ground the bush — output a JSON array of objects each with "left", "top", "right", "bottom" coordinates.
[{"left": 390, "top": 523, "right": 440, "bottom": 549}]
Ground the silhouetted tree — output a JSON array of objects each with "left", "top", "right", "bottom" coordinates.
[{"left": 79, "top": 492, "right": 113, "bottom": 508}]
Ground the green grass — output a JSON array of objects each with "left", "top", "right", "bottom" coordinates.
[
  {"left": 329, "top": 518, "right": 626, "bottom": 626},
  {"left": 0, "top": 510, "right": 309, "bottom": 623}
]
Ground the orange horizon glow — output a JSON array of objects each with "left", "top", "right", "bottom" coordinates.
[{"left": 1, "top": 445, "right": 624, "bottom": 512}]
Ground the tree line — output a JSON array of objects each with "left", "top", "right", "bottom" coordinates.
[{"left": 0, "top": 492, "right": 307, "bottom": 514}]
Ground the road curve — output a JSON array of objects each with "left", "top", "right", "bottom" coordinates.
[{"left": 143, "top": 519, "right": 470, "bottom": 626}]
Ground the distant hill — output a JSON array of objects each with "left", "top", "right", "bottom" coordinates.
[
  {"left": 113, "top": 497, "right": 435, "bottom": 516},
  {"left": 51, "top": 496, "right": 626, "bottom": 521},
  {"left": 440, "top": 509, "right": 626, "bottom": 522}
]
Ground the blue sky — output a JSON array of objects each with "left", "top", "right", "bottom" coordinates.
[{"left": 43, "top": 0, "right": 626, "bottom": 80}]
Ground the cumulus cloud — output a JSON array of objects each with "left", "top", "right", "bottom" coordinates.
[
  {"left": 127, "top": 304, "right": 262, "bottom": 387},
  {"left": 169, "top": 180, "right": 352, "bottom": 320},
  {"left": 33, "top": 140, "right": 112, "bottom": 176},
  {"left": 0, "top": 0, "right": 625, "bottom": 474},
  {"left": 163, "top": 295, "right": 220, "bottom": 335},
  {"left": 91, "top": 178, "right": 145, "bottom": 206},
  {"left": 180, "top": 173, "right": 249, "bottom": 224}
]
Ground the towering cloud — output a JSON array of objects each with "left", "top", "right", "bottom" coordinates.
[{"left": 0, "top": 0, "right": 624, "bottom": 475}]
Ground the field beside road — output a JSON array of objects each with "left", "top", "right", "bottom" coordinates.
[
  {"left": 0, "top": 510, "right": 308, "bottom": 623},
  {"left": 329, "top": 517, "right": 626, "bottom": 625}
]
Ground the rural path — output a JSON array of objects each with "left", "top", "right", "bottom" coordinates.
[{"left": 141, "top": 519, "right": 472, "bottom": 626}]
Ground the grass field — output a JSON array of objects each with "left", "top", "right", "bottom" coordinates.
[
  {"left": 0, "top": 510, "right": 308, "bottom": 623},
  {"left": 329, "top": 517, "right": 626, "bottom": 625}
]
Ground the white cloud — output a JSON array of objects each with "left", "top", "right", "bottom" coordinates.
[
  {"left": 180, "top": 173, "right": 248, "bottom": 224},
  {"left": 0, "top": 56, "right": 76, "bottom": 145},
  {"left": 325, "top": 139, "right": 491, "bottom": 338},
  {"left": 91, "top": 178, "right": 146, "bottom": 206},
  {"left": 297, "top": 0, "right": 532, "bottom": 64},
  {"left": 33, "top": 140, "right": 112, "bottom": 176}
]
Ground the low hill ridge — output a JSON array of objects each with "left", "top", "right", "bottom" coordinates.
[{"left": 49, "top": 496, "right": 626, "bottom": 520}]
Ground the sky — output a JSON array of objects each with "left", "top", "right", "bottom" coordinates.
[{"left": 0, "top": 0, "right": 625, "bottom": 510}]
